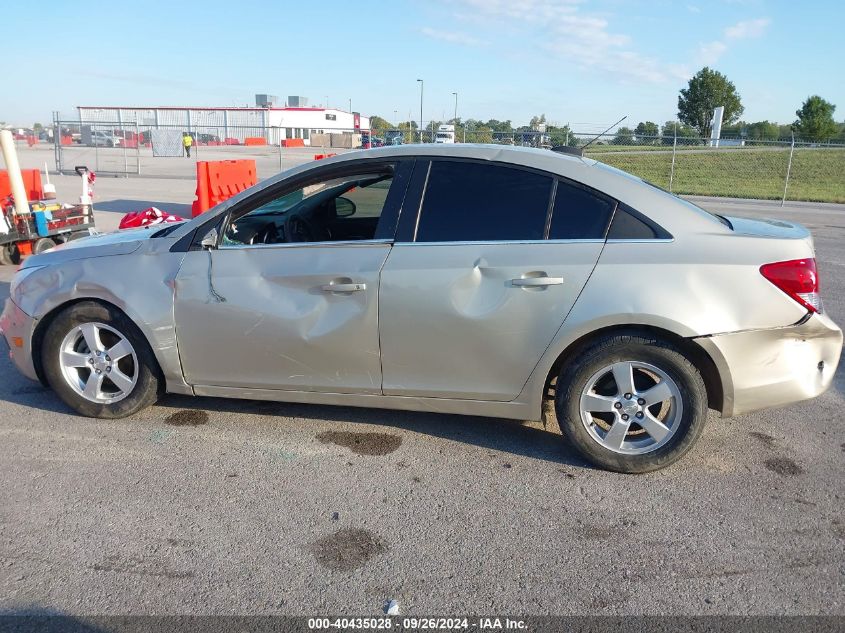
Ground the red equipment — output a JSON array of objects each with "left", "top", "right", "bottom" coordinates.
[{"left": 119, "top": 207, "right": 185, "bottom": 230}]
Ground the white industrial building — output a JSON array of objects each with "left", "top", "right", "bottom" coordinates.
[{"left": 76, "top": 100, "right": 370, "bottom": 145}]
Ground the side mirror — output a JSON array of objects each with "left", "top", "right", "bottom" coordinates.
[
  {"left": 200, "top": 227, "right": 218, "bottom": 250},
  {"left": 335, "top": 196, "right": 356, "bottom": 218}
]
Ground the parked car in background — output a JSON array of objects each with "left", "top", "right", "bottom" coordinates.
[
  {"left": 89, "top": 130, "right": 119, "bottom": 147},
  {"left": 191, "top": 132, "right": 221, "bottom": 144},
  {"left": 385, "top": 130, "right": 404, "bottom": 145},
  {"left": 2, "top": 145, "right": 840, "bottom": 473}
]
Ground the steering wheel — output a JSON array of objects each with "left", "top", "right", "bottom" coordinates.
[
  {"left": 285, "top": 214, "right": 316, "bottom": 243},
  {"left": 250, "top": 223, "right": 281, "bottom": 245}
]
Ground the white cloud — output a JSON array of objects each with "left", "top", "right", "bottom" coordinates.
[
  {"left": 427, "top": 2, "right": 769, "bottom": 84},
  {"left": 420, "top": 27, "right": 483, "bottom": 46},
  {"left": 696, "top": 17, "right": 770, "bottom": 64},
  {"left": 698, "top": 40, "right": 728, "bottom": 65},
  {"left": 724, "top": 17, "right": 770, "bottom": 40},
  {"left": 442, "top": 0, "right": 680, "bottom": 83}
]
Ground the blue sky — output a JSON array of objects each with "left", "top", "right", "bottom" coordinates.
[{"left": 3, "top": 0, "right": 843, "bottom": 130}]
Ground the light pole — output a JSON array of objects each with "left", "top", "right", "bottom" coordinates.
[
  {"left": 325, "top": 96, "right": 329, "bottom": 109},
  {"left": 452, "top": 92, "right": 458, "bottom": 122},
  {"left": 349, "top": 98, "right": 352, "bottom": 113},
  {"left": 416, "top": 78, "right": 424, "bottom": 143}
]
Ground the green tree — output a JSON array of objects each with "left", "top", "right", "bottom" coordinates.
[
  {"left": 397, "top": 120, "right": 417, "bottom": 143},
  {"left": 33, "top": 122, "right": 43, "bottom": 132},
  {"left": 746, "top": 120, "right": 780, "bottom": 141},
  {"left": 678, "top": 67, "right": 744, "bottom": 137},
  {"left": 483, "top": 119, "right": 512, "bottom": 133},
  {"left": 634, "top": 121, "right": 659, "bottom": 143},
  {"left": 659, "top": 121, "right": 699, "bottom": 146},
  {"left": 529, "top": 114, "right": 547, "bottom": 130},
  {"left": 369, "top": 115, "right": 391, "bottom": 137},
  {"left": 612, "top": 126, "right": 634, "bottom": 145},
  {"left": 722, "top": 120, "right": 779, "bottom": 141},
  {"left": 547, "top": 123, "right": 576, "bottom": 147},
  {"left": 474, "top": 126, "right": 493, "bottom": 143},
  {"left": 793, "top": 95, "right": 838, "bottom": 141}
]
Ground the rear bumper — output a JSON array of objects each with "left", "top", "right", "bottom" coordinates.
[
  {"left": 695, "top": 312, "right": 843, "bottom": 417},
  {"left": 0, "top": 298, "right": 39, "bottom": 382}
]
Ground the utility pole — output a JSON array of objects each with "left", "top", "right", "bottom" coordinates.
[
  {"left": 452, "top": 92, "right": 458, "bottom": 122},
  {"left": 416, "top": 79, "right": 424, "bottom": 143}
]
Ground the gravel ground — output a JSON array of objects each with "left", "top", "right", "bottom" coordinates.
[{"left": 0, "top": 191, "right": 842, "bottom": 617}]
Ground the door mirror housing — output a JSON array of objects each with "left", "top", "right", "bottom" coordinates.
[
  {"left": 335, "top": 197, "right": 356, "bottom": 218},
  {"left": 200, "top": 227, "right": 218, "bottom": 250}
]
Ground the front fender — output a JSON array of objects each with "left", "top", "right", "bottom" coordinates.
[{"left": 17, "top": 245, "right": 191, "bottom": 395}]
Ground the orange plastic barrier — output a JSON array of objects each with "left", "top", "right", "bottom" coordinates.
[
  {"left": 61, "top": 135, "right": 73, "bottom": 145},
  {"left": 281, "top": 139, "right": 305, "bottom": 148},
  {"left": 225, "top": 138, "right": 240, "bottom": 145},
  {"left": 191, "top": 159, "right": 257, "bottom": 217},
  {"left": 244, "top": 137, "right": 267, "bottom": 146},
  {"left": 0, "top": 169, "right": 44, "bottom": 201}
]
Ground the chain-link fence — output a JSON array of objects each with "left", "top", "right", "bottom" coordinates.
[
  {"left": 46, "top": 114, "right": 845, "bottom": 204},
  {"left": 51, "top": 114, "right": 374, "bottom": 178},
  {"left": 573, "top": 133, "right": 845, "bottom": 205}
]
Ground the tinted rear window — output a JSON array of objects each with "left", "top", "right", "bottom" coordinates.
[
  {"left": 415, "top": 161, "right": 552, "bottom": 242},
  {"left": 607, "top": 203, "right": 667, "bottom": 239},
  {"left": 549, "top": 180, "right": 615, "bottom": 240}
]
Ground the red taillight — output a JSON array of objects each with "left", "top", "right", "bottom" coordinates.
[{"left": 760, "top": 258, "right": 821, "bottom": 313}]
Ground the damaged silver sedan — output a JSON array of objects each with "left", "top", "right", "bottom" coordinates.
[{"left": 1, "top": 145, "right": 841, "bottom": 472}]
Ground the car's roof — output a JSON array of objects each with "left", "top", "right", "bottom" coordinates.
[{"left": 330, "top": 143, "right": 595, "bottom": 175}]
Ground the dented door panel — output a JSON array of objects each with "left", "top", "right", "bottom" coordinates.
[
  {"left": 379, "top": 241, "right": 604, "bottom": 401},
  {"left": 174, "top": 243, "right": 390, "bottom": 393}
]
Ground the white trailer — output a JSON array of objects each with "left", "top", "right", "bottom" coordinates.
[{"left": 435, "top": 124, "right": 455, "bottom": 143}]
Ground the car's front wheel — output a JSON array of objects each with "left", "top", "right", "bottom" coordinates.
[
  {"left": 555, "top": 332, "right": 707, "bottom": 473},
  {"left": 41, "top": 301, "right": 162, "bottom": 418}
]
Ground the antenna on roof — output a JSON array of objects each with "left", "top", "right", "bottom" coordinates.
[{"left": 579, "top": 115, "right": 627, "bottom": 152}]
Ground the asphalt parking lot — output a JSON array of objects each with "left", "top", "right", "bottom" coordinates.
[{"left": 0, "top": 188, "right": 843, "bottom": 617}]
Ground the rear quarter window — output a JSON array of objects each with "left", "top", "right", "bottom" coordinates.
[{"left": 606, "top": 203, "right": 671, "bottom": 240}]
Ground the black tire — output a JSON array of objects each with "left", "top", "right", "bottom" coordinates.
[
  {"left": 555, "top": 332, "right": 707, "bottom": 473},
  {"left": 41, "top": 301, "right": 162, "bottom": 418},
  {"left": 0, "top": 244, "right": 13, "bottom": 266},
  {"left": 33, "top": 238, "right": 55, "bottom": 255}
]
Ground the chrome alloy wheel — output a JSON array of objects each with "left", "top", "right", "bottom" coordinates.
[
  {"left": 579, "top": 361, "right": 683, "bottom": 455},
  {"left": 58, "top": 322, "right": 139, "bottom": 404}
]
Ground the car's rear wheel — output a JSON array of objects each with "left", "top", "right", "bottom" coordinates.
[
  {"left": 41, "top": 301, "right": 162, "bottom": 418},
  {"left": 555, "top": 332, "right": 707, "bottom": 473}
]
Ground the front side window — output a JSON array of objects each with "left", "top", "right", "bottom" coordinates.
[
  {"left": 415, "top": 161, "right": 552, "bottom": 242},
  {"left": 223, "top": 171, "right": 394, "bottom": 246}
]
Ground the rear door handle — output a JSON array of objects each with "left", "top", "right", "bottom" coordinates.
[
  {"left": 512, "top": 276, "right": 564, "bottom": 287},
  {"left": 321, "top": 282, "right": 366, "bottom": 292}
]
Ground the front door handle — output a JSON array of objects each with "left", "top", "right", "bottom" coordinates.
[
  {"left": 321, "top": 282, "right": 366, "bottom": 292},
  {"left": 512, "top": 276, "right": 564, "bottom": 287}
]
